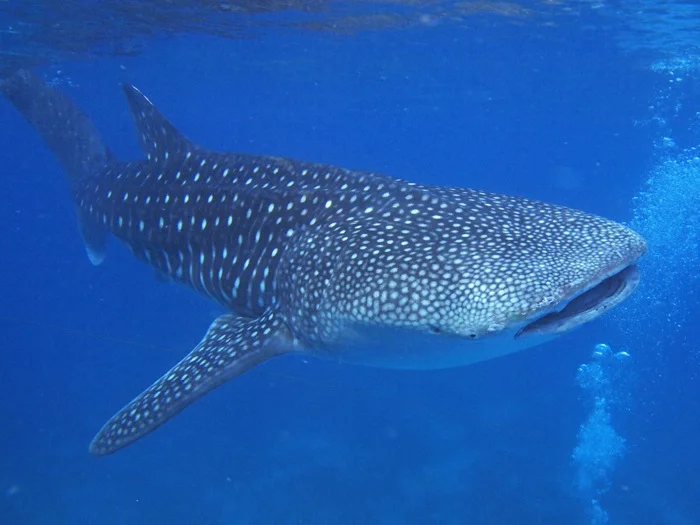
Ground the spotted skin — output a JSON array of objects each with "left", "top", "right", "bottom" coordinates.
[
  {"left": 2, "top": 71, "right": 647, "bottom": 456},
  {"left": 89, "top": 310, "right": 292, "bottom": 455}
]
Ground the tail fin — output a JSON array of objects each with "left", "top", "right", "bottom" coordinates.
[{"left": 1, "top": 70, "right": 111, "bottom": 264}]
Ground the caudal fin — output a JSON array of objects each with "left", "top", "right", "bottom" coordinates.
[{"left": 1, "top": 70, "right": 111, "bottom": 264}]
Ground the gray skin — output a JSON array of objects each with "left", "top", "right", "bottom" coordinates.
[{"left": 2, "top": 71, "right": 646, "bottom": 456}]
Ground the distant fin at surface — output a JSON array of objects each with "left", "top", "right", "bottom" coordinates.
[
  {"left": 89, "top": 310, "right": 295, "bottom": 456},
  {"left": 1, "top": 70, "right": 111, "bottom": 264},
  {"left": 121, "top": 83, "right": 195, "bottom": 162}
]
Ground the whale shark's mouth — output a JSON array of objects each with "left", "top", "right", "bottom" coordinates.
[{"left": 516, "top": 264, "right": 640, "bottom": 338}]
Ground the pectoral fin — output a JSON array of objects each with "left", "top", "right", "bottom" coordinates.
[{"left": 89, "top": 309, "right": 294, "bottom": 456}]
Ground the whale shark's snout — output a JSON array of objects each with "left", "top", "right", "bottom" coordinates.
[
  {"left": 518, "top": 263, "right": 641, "bottom": 337},
  {"left": 442, "top": 205, "right": 647, "bottom": 346},
  {"left": 513, "top": 222, "right": 646, "bottom": 338}
]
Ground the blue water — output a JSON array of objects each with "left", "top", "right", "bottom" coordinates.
[{"left": 1, "top": 4, "right": 699, "bottom": 524}]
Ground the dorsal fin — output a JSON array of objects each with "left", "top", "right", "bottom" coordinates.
[{"left": 122, "top": 84, "right": 194, "bottom": 162}]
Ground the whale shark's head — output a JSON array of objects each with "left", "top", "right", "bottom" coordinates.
[{"left": 306, "top": 185, "right": 647, "bottom": 368}]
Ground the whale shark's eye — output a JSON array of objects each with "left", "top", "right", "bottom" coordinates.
[{"left": 428, "top": 324, "right": 442, "bottom": 334}]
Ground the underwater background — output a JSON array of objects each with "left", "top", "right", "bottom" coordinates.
[{"left": 0, "top": 1, "right": 699, "bottom": 524}]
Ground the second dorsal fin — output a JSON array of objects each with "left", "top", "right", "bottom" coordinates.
[{"left": 122, "top": 84, "right": 194, "bottom": 162}]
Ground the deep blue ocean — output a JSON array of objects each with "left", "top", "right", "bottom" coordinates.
[{"left": 1, "top": 2, "right": 699, "bottom": 524}]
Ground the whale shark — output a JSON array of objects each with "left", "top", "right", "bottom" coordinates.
[{"left": 1, "top": 71, "right": 646, "bottom": 456}]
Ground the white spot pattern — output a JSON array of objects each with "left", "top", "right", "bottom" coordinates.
[
  {"left": 71, "top": 82, "right": 646, "bottom": 457},
  {"left": 90, "top": 310, "right": 287, "bottom": 455}
]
